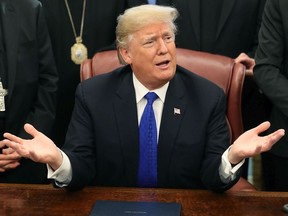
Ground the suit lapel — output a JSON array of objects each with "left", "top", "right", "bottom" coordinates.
[
  {"left": 216, "top": 0, "right": 236, "bottom": 40},
  {"left": 157, "top": 72, "right": 187, "bottom": 186},
  {"left": 114, "top": 69, "right": 139, "bottom": 186},
  {"left": 1, "top": 0, "right": 18, "bottom": 102}
]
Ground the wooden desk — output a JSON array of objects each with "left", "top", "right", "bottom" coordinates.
[{"left": 0, "top": 184, "right": 288, "bottom": 216}]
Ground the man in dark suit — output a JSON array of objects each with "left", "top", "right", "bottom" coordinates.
[
  {"left": 254, "top": 0, "right": 288, "bottom": 191},
  {"left": 126, "top": 0, "right": 269, "bottom": 179},
  {"left": 1, "top": 5, "right": 284, "bottom": 191},
  {"left": 39, "top": 0, "right": 127, "bottom": 147},
  {"left": 0, "top": 0, "right": 58, "bottom": 183}
]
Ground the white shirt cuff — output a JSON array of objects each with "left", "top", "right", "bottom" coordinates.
[
  {"left": 219, "top": 146, "right": 245, "bottom": 182},
  {"left": 47, "top": 149, "right": 72, "bottom": 187}
]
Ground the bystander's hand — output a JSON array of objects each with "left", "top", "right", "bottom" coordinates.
[
  {"left": 0, "top": 143, "right": 21, "bottom": 172},
  {"left": 235, "top": 52, "right": 255, "bottom": 76}
]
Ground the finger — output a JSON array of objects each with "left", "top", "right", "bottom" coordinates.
[
  {"left": 0, "top": 152, "right": 21, "bottom": 160},
  {"left": 0, "top": 159, "right": 20, "bottom": 167},
  {"left": 24, "top": 123, "right": 40, "bottom": 138},
  {"left": 1, "top": 139, "right": 21, "bottom": 150},
  {"left": 1, "top": 139, "right": 30, "bottom": 158},
  {"left": 0, "top": 161, "right": 20, "bottom": 171},
  {"left": 266, "top": 129, "right": 285, "bottom": 145},
  {"left": 234, "top": 53, "right": 248, "bottom": 63},
  {"left": 4, "top": 162, "right": 20, "bottom": 170},
  {"left": 251, "top": 121, "right": 271, "bottom": 135},
  {"left": 0, "top": 140, "right": 7, "bottom": 148},
  {"left": 3, "top": 133, "right": 24, "bottom": 145},
  {"left": 2, "top": 147, "right": 15, "bottom": 155},
  {"left": 258, "top": 129, "right": 285, "bottom": 153},
  {"left": 245, "top": 69, "right": 253, "bottom": 76}
]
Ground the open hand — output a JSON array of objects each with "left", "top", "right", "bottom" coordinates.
[
  {"left": 228, "top": 121, "right": 285, "bottom": 164},
  {"left": 2, "top": 124, "right": 63, "bottom": 170}
]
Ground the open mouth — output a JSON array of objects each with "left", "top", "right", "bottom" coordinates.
[{"left": 156, "top": 60, "right": 170, "bottom": 67}]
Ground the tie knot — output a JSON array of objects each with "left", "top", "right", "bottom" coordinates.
[{"left": 145, "top": 92, "right": 158, "bottom": 104}]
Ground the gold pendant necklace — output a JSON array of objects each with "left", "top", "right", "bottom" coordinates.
[{"left": 64, "top": 0, "right": 87, "bottom": 65}]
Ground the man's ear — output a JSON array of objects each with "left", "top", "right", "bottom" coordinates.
[{"left": 118, "top": 47, "right": 132, "bottom": 65}]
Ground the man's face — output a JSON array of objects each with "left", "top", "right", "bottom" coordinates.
[{"left": 120, "top": 22, "right": 177, "bottom": 90}]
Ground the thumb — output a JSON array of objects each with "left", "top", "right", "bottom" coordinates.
[
  {"left": 253, "top": 121, "right": 271, "bottom": 135},
  {"left": 23, "top": 123, "right": 40, "bottom": 138}
]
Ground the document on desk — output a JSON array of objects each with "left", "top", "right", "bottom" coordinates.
[{"left": 89, "top": 200, "right": 181, "bottom": 216}]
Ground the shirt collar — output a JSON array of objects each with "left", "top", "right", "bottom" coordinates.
[{"left": 133, "top": 73, "right": 169, "bottom": 103}]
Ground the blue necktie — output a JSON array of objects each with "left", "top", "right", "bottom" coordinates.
[
  {"left": 148, "top": 0, "right": 156, "bottom": 4},
  {"left": 137, "top": 92, "right": 158, "bottom": 187}
]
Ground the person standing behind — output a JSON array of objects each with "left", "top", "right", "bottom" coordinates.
[
  {"left": 0, "top": 0, "right": 58, "bottom": 183},
  {"left": 39, "top": 0, "right": 127, "bottom": 146},
  {"left": 254, "top": 0, "right": 288, "bottom": 191}
]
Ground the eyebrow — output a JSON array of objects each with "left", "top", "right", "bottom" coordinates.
[{"left": 142, "top": 30, "right": 173, "bottom": 39}]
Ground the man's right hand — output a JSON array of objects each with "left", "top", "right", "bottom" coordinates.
[{"left": 2, "top": 124, "right": 63, "bottom": 171}]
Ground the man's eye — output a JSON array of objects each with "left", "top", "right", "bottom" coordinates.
[
  {"left": 165, "top": 36, "right": 173, "bottom": 41},
  {"left": 145, "top": 40, "right": 153, "bottom": 44},
  {"left": 143, "top": 40, "right": 154, "bottom": 47}
]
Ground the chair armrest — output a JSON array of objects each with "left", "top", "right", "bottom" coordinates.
[{"left": 228, "top": 177, "right": 256, "bottom": 192}]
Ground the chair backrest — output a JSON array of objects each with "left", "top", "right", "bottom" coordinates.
[
  {"left": 80, "top": 48, "right": 255, "bottom": 191},
  {"left": 80, "top": 48, "right": 245, "bottom": 143}
]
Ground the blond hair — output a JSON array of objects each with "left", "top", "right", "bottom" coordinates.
[{"left": 116, "top": 5, "right": 179, "bottom": 64}]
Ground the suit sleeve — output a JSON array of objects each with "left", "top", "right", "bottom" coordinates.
[
  {"left": 62, "top": 82, "right": 97, "bottom": 191},
  {"left": 254, "top": 0, "right": 288, "bottom": 117},
  {"left": 200, "top": 90, "right": 241, "bottom": 192}
]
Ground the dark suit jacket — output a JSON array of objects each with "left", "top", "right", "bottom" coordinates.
[
  {"left": 62, "top": 65, "right": 240, "bottom": 192},
  {"left": 0, "top": 0, "right": 58, "bottom": 183},
  {"left": 254, "top": 0, "right": 288, "bottom": 158}
]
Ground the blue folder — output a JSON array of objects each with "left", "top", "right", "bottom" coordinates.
[{"left": 89, "top": 200, "right": 181, "bottom": 216}]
